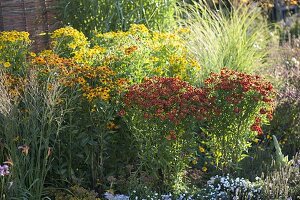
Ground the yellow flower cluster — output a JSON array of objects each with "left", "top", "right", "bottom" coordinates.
[
  {"left": 32, "top": 53, "right": 127, "bottom": 102},
  {"left": 127, "top": 24, "right": 149, "bottom": 35},
  {"left": 0, "top": 31, "right": 31, "bottom": 71},
  {"left": 93, "top": 24, "right": 201, "bottom": 84},
  {"left": 73, "top": 45, "right": 106, "bottom": 65},
  {"left": 0, "top": 31, "right": 31, "bottom": 44},
  {"left": 51, "top": 27, "right": 89, "bottom": 57}
]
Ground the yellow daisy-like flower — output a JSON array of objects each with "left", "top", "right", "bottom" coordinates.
[
  {"left": 202, "top": 166, "right": 208, "bottom": 172},
  {"left": 106, "top": 121, "right": 117, "bottom": 130},
  {"left": 3, "top": 62, "right": 11, "bottom": 68},
  {"left": 198, "top": 146, "right": 205, "bottom": 153}
]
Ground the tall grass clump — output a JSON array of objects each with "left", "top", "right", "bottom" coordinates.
[
  {"left": 177, "top": 0, "right": 270, "bottom": 82},
  {"left": 59, "top": 0, "right": 176, "bottom": 37},
  {"left": 0, "top": 70, "right": 67, "bottom": 199}
]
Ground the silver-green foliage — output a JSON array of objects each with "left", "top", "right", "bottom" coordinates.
[
  {"left": 262, "top": 152, "right": 300, "bottom": 199},
  {"left": 177, "top": 0, "right": 270, "bottom": 82}
]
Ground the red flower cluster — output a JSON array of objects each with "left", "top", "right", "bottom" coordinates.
[
  {"left": 205, "top": 68, "right": 274, "bottom": 104},
  {"left": 250, "top": 117, "right": 263, "bottom": 135},
  {"left": 123, "top": 77, "right": 213, "bottom": 125},
  {"left": 123, "top": 69, "right": 275, "bottom": 136},
  {"left": 204, "top": 68, "right": 275, "bottom": 135}
]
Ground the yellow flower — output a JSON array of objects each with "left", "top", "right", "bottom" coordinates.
[
  {"left": 107, "top": 121, "right": 117, "bottom": 130},
  {"left": 192, "top": 159, "right": 197, "bottom": 165},
  {"left": 29, "top": 52, "right": 36, "bottom": 57},
  {"left": 202, "top": 166, "right": 208, "bottom": 172},
  {"left": 253, "top": 138, "right": 260, "bottom": 143},
  {"left": 215, "top": 151, "right": 222, "bottom": 157},
  {"left": 266, "top": 135, "right": 272, "bottom": 140},
  {"left": 198, "top": 146, "right": 205, "bottom": 153},
  {"left": 3, "top": 62, "right": 11, "bottom": 68}
]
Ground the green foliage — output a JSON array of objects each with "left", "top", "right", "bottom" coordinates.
[
  {"left": 177, "top": 0, "right": 270, "bottom": 81},
  {"left": 272, "top": 135, "right": 290, "bottom": 168},
  {"left": 54, "top": 185, "right": 99, "bottom": 200},
  {"left": 122, "top": 77, "right": 199, "bottom": 193},
  {"left": 266, "top": 39, "right": 300, "bottom": 156},
  {"left": 91, "top": 24, "right": 201, "bottom": 85},
  {"left": 202, "top": 68, "right": 275, "bottom": 171},
  {"left": 59, "top": 0, "right": 176, "bottom": 37}
]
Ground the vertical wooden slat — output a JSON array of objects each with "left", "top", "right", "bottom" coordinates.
[
  {"left": 0, "top": 1, "right": 3, "bottom": 31},
  {"left": 22, "top": 0, "right": 27, "bottom": 31}
]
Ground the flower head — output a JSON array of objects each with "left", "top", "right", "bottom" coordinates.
[{"left": 0, "top": 164, "right": 10, "bottom": 176}]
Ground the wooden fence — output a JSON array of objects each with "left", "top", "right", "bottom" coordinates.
[{"left": 0, "top": 0, "right": 60, "bottom": 51}]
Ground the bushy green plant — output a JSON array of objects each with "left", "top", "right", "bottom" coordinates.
[
  {"left": 122, "top": 77, "right": 212, "bottom": 193},
  {"left": 177, "top": 0, "right": 270, "bottom": 81},
  {"left": 59, "top": 0, "right": 176, "bottom": 37},
  {"left": 202, "top": 68, "right": 275, "bottom": 171},
  {"left": 30, "top": 51, "right": 130, "bottom": 191}
]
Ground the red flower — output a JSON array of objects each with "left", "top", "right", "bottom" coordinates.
[
  {"left": 255, "top": 117, "right": 261, "bottom": 124},
  {"left": 250, "top": 124, "right": 263, "bottom": 135},
  {"left": 267, "top": 113, "right": 273, "bottom": 121},
  {"left": 234, "top": 107, "right": 240, "bottom": 114},
  {"left": 260, "top": 108, "right": 267, "bottom": 114},
  {"left": 118, "top": 109, "right": 126, "bottom": 117}
]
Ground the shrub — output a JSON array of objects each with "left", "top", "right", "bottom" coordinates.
[
  {"left": 122, "top": 77, "right": 213, "bottom": 193},
  {"left": 31, "top": 51, "right": 130, "bottom": 191},
  {"left": 59, "top": 0, "right": 176, "bottom": 37},
  {"left": 177, "top": 0, "right": 270, "bottom": 81},
  {"left": 202, "top": 68, "right": 275, "bottom": 171}
]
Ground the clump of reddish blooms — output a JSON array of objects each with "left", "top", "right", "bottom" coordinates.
[
  {"left": 123, "top": 69, "right": 275, "bottom": 136},
  {"left": 123, "top": 77, "right": 213, "bottom": 125},
  {"left": 204, "top": 68, "right": 275, "bottom": 135}
]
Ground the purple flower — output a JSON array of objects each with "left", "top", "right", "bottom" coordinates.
[{"left": 0, "top": 164, "right": 10, "bottom": 176}]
